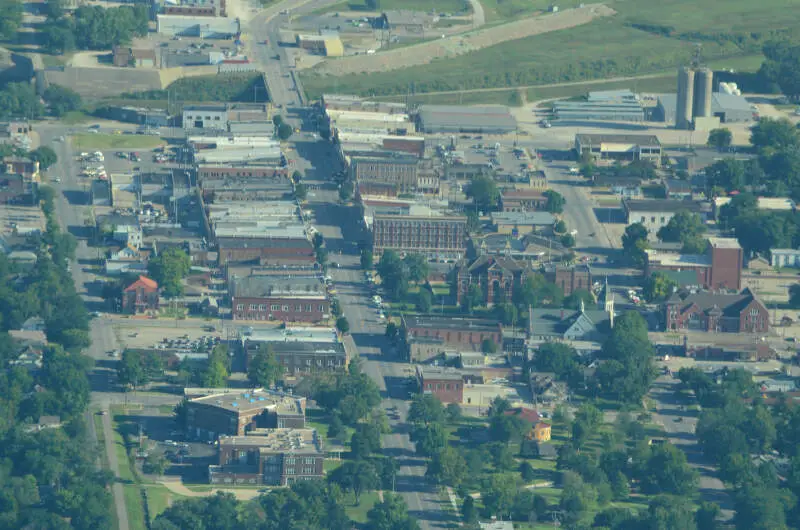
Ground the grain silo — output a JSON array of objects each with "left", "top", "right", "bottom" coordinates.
[
  {"left": 693, "top": 68, "right": 713, "bottom": 118},
  {"left": 676, "top": 66, "right": 695, "bottom": 130}
]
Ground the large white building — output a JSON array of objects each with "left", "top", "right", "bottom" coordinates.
[{"left": 622, "top": 199, "right": 708, "bottom": 237}]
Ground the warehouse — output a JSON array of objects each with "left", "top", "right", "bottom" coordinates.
[
  {"left": 295, "top": 35, "right": 344, "bottom": 57},
  {"left": 416, "top": 105, "right": 517, "bottom": 134},
  {"left": 156, "top": 14, "right": 239, "bottom": 38},
  {"left": 553, "top": 90, "right": 645, "bottom": 122},
  {"left": 575, "top": 134, "right": 662, "bottom": 166},
  {"left": 656, "top": 93, "right": 756, "bottom": 124}
]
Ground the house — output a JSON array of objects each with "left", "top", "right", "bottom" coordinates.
[
  {"left": 543, "top": 263, "right": 592, "bottom": 296},
  {"left": 646, "top": 237, "right": 743, "bottom": 291},
  {"left": 528, "top": 303, "right": 613, "bottom": 342},
  {"left": 528, "top": 372, "right": 568, "bottom": 405},
  {"left": 230, "top": 275, "right": 329, "bottom": 323},
  {"left": 105, "top": 246, "right": 147, "bottom": 276},
  {"left": 491, "top": 211, "right": 555, "bottom": 236},
  {"left": 503, "top": 407, "right": 552, "bottom": 441},
  {"left": 96, "top": 213, "right": 142, "bottom": 247},
  {"left": 185, "top": 388, "right": 306, "bottom": 439},
  {"left": 209, "top": 428, "right": 323, "bottom": 486},
  {"left": 663, "top": 179, "right": 694, "bottom": 200},
  {"left": 453, "top": 255, "right": 531, "bottom": 307},
  {"left": 121, "top": 276, "right": 160, "bottom": 314},
  {"left": 622, "top": 198, "right": 708, "bottom": 236},
  {"left": 664, "top": 288, "right": 769, "bottom": 333}
]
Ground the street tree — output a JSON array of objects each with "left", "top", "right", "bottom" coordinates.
[
  {"left": 29, "top": 146, "right": 58, "bottom": 171},
  {"left": 638, "top": 442, "right": 698, "bottom": 495},
  {"left": 543, "top": 190, "right": 566, "bottom": 214},
  {"left": 367, "top": 493, "right": 420, "bottom": 530},
  {"left": 789, "top": 284, "right": 800, "bottom": 308},
  {"left": 416, "top": 289, "right": 432, "bottom": 312},
  {"left": 750, "top": 117, "right": 799, "bottom": 152},
  {"left": 466, "top": 175, "right": 499, "bottom": 212},
  {"left": 294, "top": 182, "right": 307, "bottom": 201},
  {"left": 656, "top": 210, "right": 707, "bottom": 253},
  {"left": 360, "top": 249, "right": 373, "bottom": 270},
  {"left": 277, "top": 122, "right": 293, "bottom": 140},
  {"left": 412, "top": 423, "right": 448, "bottom": 456},
  {"left": 532, "top": 342, "right": 579, "bottom": 381},
  {"left": 147, "top": 247, "right": 190, "bottom": 298},
  {"left": 403, "top": 254, "right": 429, "bottom": 284},
  {"left": 595, "top": 311, "right": 656, "bottom": 403},
  {"left": 707, "top": 128, "right": 733, "bottom": 151},
  {"left": 704, "top": 158, "right": 747, "bottom": 194},
  {"left": 43, "top": 84, "right": 82, "bottom": 117},
  {"left": 328, "top": 460, "right": 379, "bottom": 504},
  {"left": 246, "top": 343, "right": 284, "bottom": 389},
  {"left": 426, "top": 446, "right": 466, "bottom": 486},
  {"left": 621, "top": 223, "right": 649, "bottom": 267},
  {"left": 336, "top": 316, "right": 350, "bottom": 334},
  {"left": 408, "top": 394, "right": 446, "bottom": 425},
  {"left": 643, "top": 271, "right": 678, "bottom": 302}
]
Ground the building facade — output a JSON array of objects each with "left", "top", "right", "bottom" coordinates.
[
  {"left": 500, "top": 189, "right": 547, "bottom": 212},
  {"left": 403, "top": 315, "right": 502, "bottom": 356},
  {"left": 352, "top": 156, "right": 420, "bottom": 193},
  {"left": 230, "top": 275, "right": 329, "bottom": 322},
  {"left": 372, "top": 214, "right": 467, "bottom": 259},
  {"left": 121, "top": 276, "right": 159, "bottom": 314},
  {"left": 646, "top": 237, "right": 742, "bottom": 291},
  {"left": 664, "top": 288, "right": 769, "bottom": 333},
  {"left": 575, "top": 134, "right": 662, "bottom": 166},
  {"left": 183, "top": 104, "right": 230, "bottom": 130},
  {"left": 543, "top": 263, "right": 592, "bottom": 296},
  {"left": 454, "top": 255, "right": 530, "bottom": 307},
  {"left": 416, "top": 366, "right": 466, "bottom": 404},
  {"left": 210, "top": 428, "right": 323, "bottom": 486}
]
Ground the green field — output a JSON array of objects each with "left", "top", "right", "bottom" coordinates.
[
  {"left": 321, "top": 0, "right": 471, "bottom": 15},
  {"left": 301, "top": 0, "right": 798, "bottom": 100},
  {"left": 71, "top": 133, "right": 165, "bottom": 150}
]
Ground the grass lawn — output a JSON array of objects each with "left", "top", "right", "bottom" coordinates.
[
  {"left": 123, "top": 485, "right": 148, "bottom": 530},
  {"left": 60, "top": 110, "right": 91, "bottom": 125},
  {"left": 71, "top": 133, "right": 165, "bottom": 151},
  {"left": 302, "top": 0, "right": 795, "bottom": 99},
  {"left": 144, "top": 484, "right": 178, "bottom": 521},
  {"left": 343, "top": 491, "right": 380, "bottom": 524}
]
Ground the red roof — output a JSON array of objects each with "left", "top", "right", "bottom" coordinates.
[
  {"left": 124, "top": 275, "right": 158, "bottom": 292},
  {"left": 504, "top": 407, "right": 541, "bottom": 424}
]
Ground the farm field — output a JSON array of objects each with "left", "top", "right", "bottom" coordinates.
[{"left": 301, "top": 0, "right": 798, "bottom": 99}]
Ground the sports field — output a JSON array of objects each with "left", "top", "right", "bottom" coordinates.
[{"left": 301, "top": 0, "right": 798, "bottom": 100}]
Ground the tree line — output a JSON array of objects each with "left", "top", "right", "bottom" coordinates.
[
  {"left": 0, "top": 81, "right": 82, "bottom": 120},
  {"left": 42, "top": 1, "right": 148, "bottom": 54}
]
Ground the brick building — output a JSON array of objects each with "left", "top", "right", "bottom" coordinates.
[
  {"left": 209, "top": 428, "right": 323, "bottom": 486},
  {"left": 352, "top": 155, "right": 420, "bottom": 193},
  {"left": 198, "top": 165, "right": 289, "bottom": 182},
  {"left": 453, "top": 255, "right": 531, "bottom": 307},
  {"left": 500, "top": 189, "right": 547, "bottom": 212},
  {"left": 230, "top": 275, "right": 329, "bottom": 322},
  {"left": 664, "top": 288, "right": 768, "bottom": 333},
  {"left": 543, "top": 263, "right": 592, "bottom": 296},
  {"left": 185, "top": 389, "right": 306, "bottom": 440},
  {"left": 373, "top": 214, "right": 467, "bottom": 259},
  {"left": 243, "top": 326, "right": 347, "bottom": 375},
  {"left": 416, "top": 366, "right": 468, "bottom": 404},
  {"left": 3, "top": 156, "right": 39, "bottom": 181},
  {"left": 121, "top": 276, "right": 159, "bottom": 314},
  {"left": 646, "top": 237, "right": 742, "bottom": 291},
  {"left": 402, "top": 315, "right": 502, "bottom": 361},
  {"left": 218, "top": 237, "right": 316, "bottom": 266},
  {"left": 0, "top": 173, "right": 32, "bottom": 205}
]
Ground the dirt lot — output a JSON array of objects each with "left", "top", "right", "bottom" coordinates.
[{"left": 307, "top": 3, "right": 614, "bottom": 76}]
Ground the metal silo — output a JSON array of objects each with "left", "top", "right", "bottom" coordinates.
[
  {"left": 676, "top": 66, "right": 695, "bottom": 129},
  {"left": 693, "top": 68, "right": 713, "bottom": 118}
]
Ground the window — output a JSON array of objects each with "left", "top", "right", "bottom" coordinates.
[
  {"left": 236, "top": 304, "right": 244, "bottom": 311},
  {"left": 640, "top": 216, "right": 645, "bottom": 223},
  {"left": 282, "top": 305, "right": 289, "bottom": 311},
  {"left": 304, "top": 458, "right": 314, "bottom": 464},
  {"left": 249, "top": 304, "right": 257, "bottom": 311},
  {"left": 660, "top": 216, "right": 666, "bottom": 223},
  {"left": 258, "top": 304, "right": 266, "bottom": 311},
  {"left": 271, "top": 304, "right": 280, "bottom": 311},
  {"left": 306, "top": 304, "right": 312, "bottom": 312},
  {"left": 318, "top": 305, "right": 325, "bottom": 312},
  {"left": 650, "top": 216, "right": 656, "bottom": 223},
  {"left": 286, "top": 468, "right": 296, "bottom": 475},
  {"left": 296, "top": 305, "right": 302, "bottom": 311},
  {"left": 286, "top": 458, "right": 296, "bottom": 465}
]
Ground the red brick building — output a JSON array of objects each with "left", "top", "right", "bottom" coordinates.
[
  {"left": 501, "top": 189, "right": 547, "bottom": 212},
  {"left": 402, "top": 315, "right": 502, "bottom": 360},
  {"left": 218, "top": 237, "right": 316, "bottom": 266},
  {"left": 3, "top": 156, "right": 39, "bottom": 181},
  {"left": 0, "top": 173, "right": 28, "bottom": 204},
  {"left": 121, "top": 276, "right": 159, "bottom": 314},
  {"left": 416, "top": 366, "right": 466, "bottom": 404},
  {"left": 210, "top": 428, "right": 323, "bottom": 486},
  {"left": 664, "top": 288, "right": 769, "bottom": 333},
  {"left": 198, "top": 165, "right": 288, "bottom": 182},
  {"left": 373, "top": 214, "right": 467, "bottom": 259},
  {"left": 543, "top": 263, "right": 592, "bottom": 296},
  {"left": 230, "top": 275, "right": 329, "bottom": 322},
  {"left": 646, "top": 237, "right": 743, "bottom": 291},
  {"left": 453, "top": 255, "right": 531, "bottom": 307}
]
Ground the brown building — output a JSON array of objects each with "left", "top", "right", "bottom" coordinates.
[
  {"left": 383, "top": 137, "right": 425, "bottom": 158},
  {"left": 646, "top": 237, "right": 742, "bottom": 291},
  {"left": 543, "top": 263, "right": 592, "bottom": 296},
  {"left": 501, "top": 189, "right": 547, "bottom": 212},
  {"left": 664, "top": 288, "right": 769, "bottom": 333},
  {"left": 352, "top": 155, "right": 420, "bottom": 194},
  {"left": 230, "top": 275, "right": 329, "bottom": 322},
  {"left": 218, "top": 237, "right": 316, "bottom": 266},
  {"left": 209, "top": 428, "right": 323, "bottom": 486},
  {"left": 244, "top": 338, "right": 348, "bottom": 375},
  {"left": 198, "top": 165, "right": 288, "bottom": 182},
  {"left": 416, "top": 366, "right": 467, "bottom": 404},
  {"left": 112, "top": 46, "right": 158, "bottom": 68},
  {"left": 373, "top": 214, "right": 467, "bottom": 259},
  {"left": 403, "top": 315, "right": 502, "bottom": 361},
  {"left": 3, "top": 156, "right": 39, "bottom": 181},
  {"left": 453, "top": 255, "right": 531, "bottom": 307},
  {"left": 121, "top": 276, "right": 159, "bottom": 314},
  {"left": 0, "top": 173, "right": 31, "bottom": 204},
  {"left": 185, "top": 389, "right": 306, "bottom": 440}
]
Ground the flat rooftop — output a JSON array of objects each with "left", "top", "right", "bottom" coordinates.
[
  {"left": 404, "top": 315, "right": 499, "bottom": 332},
  {"left": 707, "top": 237, "right": 741, "bottom": 250},
  {"left": 416, "top": 365, "right": 465, "bottom": 381},
  {"left": 418, "top": 105, "right": 517, "bottom": 131},
  {"left": 218, "top": 428, "right": 321, "bottom": 454},
  {"left": 576, "top": 133, "right": 661, "bottom": 147},
  {"left": 491, "top": 211, "right": 555, "bottom": 226},
  {"left": 645, "top": 249, "right": 711, "bottom": 268},
  {"left": 245, "top": 326, "right": 339, "bottom": 344},
  {"left": 189, "top": 389, "right": 305, "bottom": 416},
  {"left": 231, "top": 274, "right": 326, "bottom": 299},
  {"left": 623, "top": 199, "right": 705, "bottom": 213}
]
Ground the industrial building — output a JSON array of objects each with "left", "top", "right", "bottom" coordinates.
[
  {"left": 295, "top": 34, "right": 344, "bottom": 57},
  {"left": 657, "top": 92, "right": 755, "bottom": 125},
  {"left": 416, "top": 105, "right": 517, "bottom": 134},
  {"left": 574, "top": 134, "right": 662, "bottom": 166},
  {"left": 674, "top": 66, "right": 715, "bottom": 129},
  {"left": 156, "top": 14, "right": 239, "bottom": 38},
  {"left": 552, "top": 90, "right": 645, "bottom": 122}
]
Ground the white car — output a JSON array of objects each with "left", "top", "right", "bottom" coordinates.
[
  {"left": 53, "top": 177, "right": 61, "bottom": 183},
  {"left": 569, "top": 167, "right": 580, "bottom": 174}
]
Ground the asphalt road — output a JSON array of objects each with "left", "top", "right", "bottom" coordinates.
[{"left": 649, "top": 375, "right": 734, "bottom": 520}]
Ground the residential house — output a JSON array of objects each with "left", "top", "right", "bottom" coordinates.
[
  {"left": 664, "top": 288, "right": 769, "bottom": 333},
  {"left": 528, "top": 304, "right": 613, "bottom": 342},
  {"left": 105, "top": 246, "right": 148, "bottom": 276},
  {"left": 453, "top": 255, "right": 531, "bottom": 307},
  {"left": 503, "top": 407, "right": 552, "bottom": 441},
  {"left": 121, "top": 276, "right": 160, "bottom": 314},
  {"left": 209, "top": 428, "right": 323, "bottom": 486},
  {"left": 663, "top": 179, "right": 694, "bottom": 200},
  {"left": 528, "top": 372, "right": 568, "bottom": 405}
]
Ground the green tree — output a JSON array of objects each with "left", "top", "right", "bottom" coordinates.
[
  {"left": 385, "top": 322, "right": 398, "bottom": 341},
  {"left": 408, "top": 394, "right": 446, "bottom": 425},
  {"left": 595, "top": 311, "right": 656, "bottom": 403},
  {"left": 554, "top": 219, "right": 567, "bottom": 233},
  {"left": 481, "top": 338, "right": 497, "bottom": 354},
  {"left": 294, "top": 182, "right": 307, "bottom": 201},
  {"left": 278, "top": 123, "right": 294, "bottom": 140},
  {"left": 360, "top": 249, "right": 373, "bottom": 270},
  {"left": 564, "top": 288, "right": 593, "bottom": 310},
  {"left": 29, "top": 146, "right": 58, "bottom": 171},
  {"left": 643, "top": 271, "right": 678, "bottom": 302},
  {"left": 465, "top": 210, "right": 481, "bottom": 233},
  {"left": 412, "top": 422, "right": 448, "bottom": 456},
  {"left": 377, "top": 250, "right": 409, "bottom": 299},
  {"left": 707, "top": 128, "right": 733, "bottom": 151},
  {"left": 367, "top": 493, "right": 420, "bottom": 530},
  {"left": 403, "top": 254, "right": 429, "bottom": 284},
  {"left": 462, "top": 283, "right": 484, "bottom": 313},
  {"left": 416, "top": 289, "right": 432, "bottom": 312},
  {"left": 560, "top": 233, "right": 576, "bottom": 248},
  {"left": 201, "top": 345, "right": 230, "bottom": 388},
  {"left": 426, "top": 446, "right": 466, "bottom": 486},
  {"left": 247, "top": 343, "right": 284, "bottom": 388},
  {"left": 143, "top": 453, "right": 168, "bottom": 475},
  {"left": 350, "top": 422, "right": 381, "bottom": 460},
  {"left": 543, "top": 190, "right": 566, "bottom": 213},
  {"left": 118, "top": 349, "right": 164, "bottom": 390},
  {"left": 638, "top": 442, "right": 698, "bottom": 495},
  {"left": 0, "top": 82, "right": 45, "bottom": 120},
  {"left": 461, "top": 495, "right": 478, "bottom": 524},
  {"left": 336, "top": 316, "right": 350, "bottom": 334},
  {"left": 329, "top": 460, "right": 378, "bottom": 504},
  {"left": 705, "top": 158, "right": 747, "bottom": 195},
  {"left": 339, "top": 181, "right": 354, "bottom": 202},
  {"left": 466, "top": 174, "right": 499, "bottom": 212},
  {"left": 42, "top": 85, "right": 82, "bottom": 117},
  {"left": 559, "top": 471, "right": 597, "bottom": 525},
  {"left": 789, "top": 284, "right": 800, "bottom": 308},
  {"left": 0, "top": 0, "right": 23, "bottom": 40},
  {"left": 493, "top": 302, "right": 518, "bottom": 326},
  {"left": 656, "top": 210, "right": 707, "bottom": 253},
  {"left": 481, "top": 473, "right": 517, "bottom": 519},
  {"left": 621, "top": 223, "right": 649, "bottom": 267},
  {"left": 750, "top": 116, "right": 799, "bottom": 152},
  {"left": 520, "top": 461, "right": 536, "bottom": 481},
  {"left": 532, "top": 342, "right": 580, "bottom": 381},
  {"left": 147, "top": 247, "right": 190, "bottom": 298},
  {"left": 636, "top": 495, "right": 698, "bottom": 530}
]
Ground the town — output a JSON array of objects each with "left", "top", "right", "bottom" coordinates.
[{"left": 1, "top": 0, "right": 800, "bottom": 530}]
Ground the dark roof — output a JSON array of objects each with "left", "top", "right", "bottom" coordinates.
[
  {"left": 664, "top": 179, "right": 693, "bottom": 193},
  {"left": 466, "top": 255, "right": 528, "bottom": 275},
  {"left": 263, "top": 341, "right": 345, "bottom": 355},
  {"left": 404, "top": 315, "right": 499, "bottom": 332},
  {"left": 576, "top": 133, "right": 661, "bottom": 147},
  {"left": 96, "top": 213, "right": 139, "bottom": 227},
  {"left": 623, "top": 198, "right": 705, "bottom": 213},
  {"left": 656, "top": 269, "right": 702, "bottom": 287},
  {"left": 529, "top": 308, "right": 610, "bottom": 339},
  {"left": 668, "top": 288, "right": 761, "bottom": 317},
  {"left": 536, "top": 442, "right": 558, "bottom": 458},
  {"left": 218, "top": 237, "right": 312, "bottom": 249}
]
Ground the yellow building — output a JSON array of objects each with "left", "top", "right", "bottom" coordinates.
[{"left": 532, "top": 421, "right": 552, "bottom": 442}]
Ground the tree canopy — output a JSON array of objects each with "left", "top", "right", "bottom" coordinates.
[
  {"left": 466, "top": 174, "right": 499, "bottom": 213},
  {"left": 42, "top": 4, "right": 149, "bottom": 53},
  {"left": 147, "top": 247, "right": 191, "bottom": 298},
  {"left": 595, "top": 311, "right": 656, "bottom": 403},
  {"left": 621, "top": 223, "right": 649, "bottom": 267},
  {"left": 656, "top": 210, "right": 707, "bottom": 253}
]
